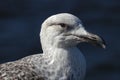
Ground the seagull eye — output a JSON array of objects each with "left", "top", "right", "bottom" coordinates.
[
  {"left": 59, "top": 23, "right": 67, "bottom": 28},
  {"left": 58, "top": 23, "right": 73, "bottom": 31}
]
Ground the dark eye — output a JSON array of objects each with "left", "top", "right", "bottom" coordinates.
[
  {"left": 58, "top": 23, "right": 73, "bottom": 31},
  {"left": 59, "top": 23, "right": 67, "bottom": 28}
]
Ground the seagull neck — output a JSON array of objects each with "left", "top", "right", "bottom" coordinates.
[
  {"left": 43, "top": 46, "right": 79, "bottom": 64},
  {"left": 41, "top": 46, "right": 85, "bottom": 80}
]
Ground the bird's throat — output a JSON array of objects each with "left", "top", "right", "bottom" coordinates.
[{"left": 42, "top": 47, "right": 85, "bottom": 80}]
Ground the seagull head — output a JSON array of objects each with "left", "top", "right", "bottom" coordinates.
[{"left": 40, "top": 13, "right": 106, "bottom": 50}]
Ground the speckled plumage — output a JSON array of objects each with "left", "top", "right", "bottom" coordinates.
[
  {"left": 0, "top": 13, "right": 105, "bottom": 80},
  {"left": 0, "top": 54, "right": 45, "bottom": 80}
]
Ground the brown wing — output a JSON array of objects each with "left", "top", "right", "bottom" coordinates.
[{"left": 0, "top": 61, "right": 44, "bottom": 80}]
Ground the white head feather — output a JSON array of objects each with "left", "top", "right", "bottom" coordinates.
[{"left": 40, "top": 13, "right": 88, "bottom": 52}]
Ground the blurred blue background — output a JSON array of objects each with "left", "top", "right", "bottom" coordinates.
[{"left": 0, "top": 0, "right": 120, "bottom": 80}]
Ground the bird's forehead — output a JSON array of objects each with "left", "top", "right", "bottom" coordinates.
[{"left": 46, "top": 13, "right": 82, "bottom": 26}]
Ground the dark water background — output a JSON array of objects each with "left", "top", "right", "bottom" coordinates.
[{"left": 0, "top": 0, "right": 120, "bottom": 80}]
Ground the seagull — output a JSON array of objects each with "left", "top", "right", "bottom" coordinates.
[{"left": 0, "top": 13, "right": 106, "bottom": 80}]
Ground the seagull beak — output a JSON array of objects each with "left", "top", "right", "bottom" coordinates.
[{"left": 78, "top": 32, "right": 106, "bottom": 49}]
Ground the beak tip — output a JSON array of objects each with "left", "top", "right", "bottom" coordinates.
[
  {"left": 102, "top": 44, "right": 106, "bottom": 49},
  {"left": 98, "top": 35, "right": 106, "bottom": 49}
]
